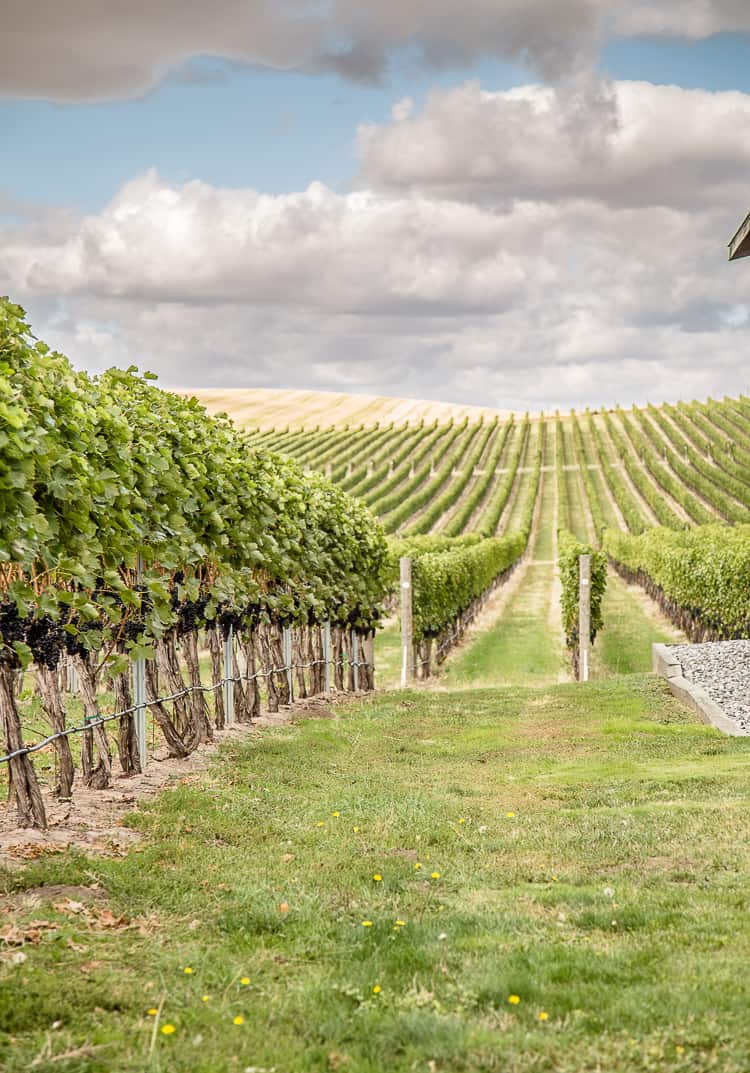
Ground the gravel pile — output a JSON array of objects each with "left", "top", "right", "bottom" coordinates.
[{"left": 670, "top": 640, "right": 750, "bottom": 733}]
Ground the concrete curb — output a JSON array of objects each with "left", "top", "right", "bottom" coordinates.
[{"left": 652, "top": 644, "right": 747, "bottom": 737}]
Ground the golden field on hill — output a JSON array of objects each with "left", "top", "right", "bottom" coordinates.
[{"left": 186, "top": 388, "right": 514, "bottom": 429}]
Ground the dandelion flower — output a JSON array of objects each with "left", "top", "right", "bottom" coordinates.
[
  {"left": 183, "top": 967, "right": 194, "bottom": 975},
  {"left": 414, "top": 862, "right": 422, "bottom": 870},
  {"left": 506, "top": 811, "right": 516, "bottom": 818},
  {"left": 233, "top": 1015, "right": 245, "bottom": 1026},
  {"left": 372, "top": 985, "right": 382, "bottom": 994},
  {"left": 373, "top": 874, "right": 382, "bottom": 882},
  {"left": 538, "top": 1011, "right": 549, "bottom": 1021},
  {"left": 395, "top": 919, "right": 407, "bottom": 927},
  {"left": 431, "top": 871, "right": 441, "bottom": 880},
  {"left": 331, "top": 811, "right": 340, "bottom": 817},
  {"left": 240, "top": 977, "right": 250, "bottom": 986},
  {"left": 458, "top": 818, "right": 466, "bottom": 825},
  {"left": 361, "top": 920, "right": 373, "bottom": 927},
  {"left": 316, "top": 821, "right": 325, "bottom": 828},
  {"left": 508, "top": 995, "right": 521, "bottom": 1005},
  {"left": 147, "top": 1008, "right": 158, "bottom": 1017},
  {"left": 353, "top": 826, "right": 360, "bottom": 833},
  {"left": 202, "top": 995, "right": 209, "bottom": 1003},
  {"left": 161, "top": 1024, "right": 176, "bottom": 1035}
]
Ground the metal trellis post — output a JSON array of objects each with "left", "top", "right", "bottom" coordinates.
[
  {"left": 352, "top": 631, "right": 360, "bottom": 692},
  {"left": 283, "top": 626, "right": 293, "bottom": 702},
  {"left": 223, "top": 625, "right": 234, "bottom": 725},
  {"left": 323, "top": 621, "right": 332, "bottom": 692}
]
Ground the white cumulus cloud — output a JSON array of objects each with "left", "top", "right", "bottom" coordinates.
[{"left": 2, "top": 80, "right": 750, "bottom": 410}]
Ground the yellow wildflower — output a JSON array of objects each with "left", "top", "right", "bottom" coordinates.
[
  {"left": 431, "top": 871, "right": 441, "bottom": 880},
  {"left": 353, "top": 826, "right": 360, "bottom": 832},
  {"left": 373, "top": 984, "right": 382, "bottom": 994},
  {"left": 202, "top": 995, "right": 210, "bottom": 1003},
  {"left": 395, "top": 919, "right": 407, "bottom": 927},
  {"left": 332, "top": 811, "right": 340, "bottom": 817},
  {"left": 183, "top": 967, "right": 193, "bottom": 975},
  {"left": 373, "top": 874, "right": 382, "bottom": 882},
  {"left": 414, "top": 862, "right": 422, "bottom": 870},
  {"left": 506, "top": 811, "right": 516, "bottom": 818},
  {"left": 147, "top": 1008, "right": 158, "bottom": 1017},
  {"left": 233, "top": 1015, "right": 245, "bottom": 1026},
  {"left": 316, "top": 821, "right": 325, "bottom": 828},
  {"left": 161, "top": 1024, "right": 176, "bottom": 1035},
  {"left": 361, "top": 920, "right": 373, "bottom": 927},
  {"left": 458, "top": 818, "right": 466, "bottom": 825},
  {"left": 538, "top": 1011, "right": 549, "bottom": 1021},
  {"left": 508, "top": 995, "right": 521, "bottom": 1005},
  {"left": 240, "top": 977, "right": 250, "bottom": 986}
]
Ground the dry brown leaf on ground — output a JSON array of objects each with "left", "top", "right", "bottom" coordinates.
[
  {"left": 4, "top": 843, "right": 65, "bottom": 860},
  {"left": 0, "top": 921, "right": 57, "bottom": 945},
  {"left": 92, "top": 908, "right": 130, "bottom": 929}
]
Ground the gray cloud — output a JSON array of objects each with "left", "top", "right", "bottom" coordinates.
[
  {"left": 612, "top": 0, "right": 750, "bottom": 37},
  {"left": 1, "top": 0, "right": 601, "bottom": 101},
  {"left": 3, "top": 2, "right": 750, "bottom": 103}
]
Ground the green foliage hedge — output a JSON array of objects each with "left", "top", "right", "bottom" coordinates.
[
  {"left": 604, "top": 524, "right": 750, "bottom": 639},
  {"left": 411, "top": 532, "right": 527, "bottom": 642},
  {"left": 0, "top": 298, "right": 389, "bottom": 669}
]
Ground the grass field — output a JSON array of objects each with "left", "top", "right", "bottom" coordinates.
[{"left": 2, "top": 678, "right": 749, "bottom": 1072}]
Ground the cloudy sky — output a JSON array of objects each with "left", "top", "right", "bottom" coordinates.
[{"left": 2, "top": 2, "right": 750, "bottom": 411}]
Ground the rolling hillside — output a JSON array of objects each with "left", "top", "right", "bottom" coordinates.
[
  {"left": 243, "top": 397, "right": 750, "bottom": 540},
  {"left": 186, "top": 388, "right": 515, "bottom": 430}
]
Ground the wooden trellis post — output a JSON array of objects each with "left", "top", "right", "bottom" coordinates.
[
  {"left": 400, "top": 557, "right": 414, "bottom": 687},
  {"left": 579, "top": 553, "right": 591, "bottom": 683}
]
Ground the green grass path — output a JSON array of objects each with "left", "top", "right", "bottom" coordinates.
[
  {"left": 3, "top": 679, "right": 749, "bottom": 1072},
  {"left": 441, "top": 468, "right": 567, "bottom": 688},
  {"left": 593, "top": 570, "right": 685, "bottom": 677}
]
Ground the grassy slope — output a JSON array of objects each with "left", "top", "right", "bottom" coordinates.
[{"left": 2, "top": 680, "right": 749, "bottom": 1072}]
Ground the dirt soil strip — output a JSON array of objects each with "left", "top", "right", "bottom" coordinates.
[
  {"left": 0, "top": 697, "right": 339, "bottom": 866},
  {"left": 464, "top": 422, "right": 520, "bottom": 532},
  {"left": 435, "top": 422, "right": 503, "bottom": 533},
  {"left": 593, "top": 414, "right": 659, "bottom": 527},
  {"left": 610, "top": 411, "right": 694, "bottom": 526}
]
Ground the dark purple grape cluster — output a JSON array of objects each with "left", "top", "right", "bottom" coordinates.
[
  {"left": 217, "top": 604, "right": 245, "bottom": 640},
  {"left": 0, "top": 601, "right": 25, "bottom": 666},
  {"left": 25, "top": 614, "right": 65, "bottom": 669},
  {"left": 176, "top": 595, "right": 209, "bottom": 637}
]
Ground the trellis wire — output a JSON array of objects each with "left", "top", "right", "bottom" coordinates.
[{"left": 0, "top": 648, "right": 373, "bottom": 768}]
